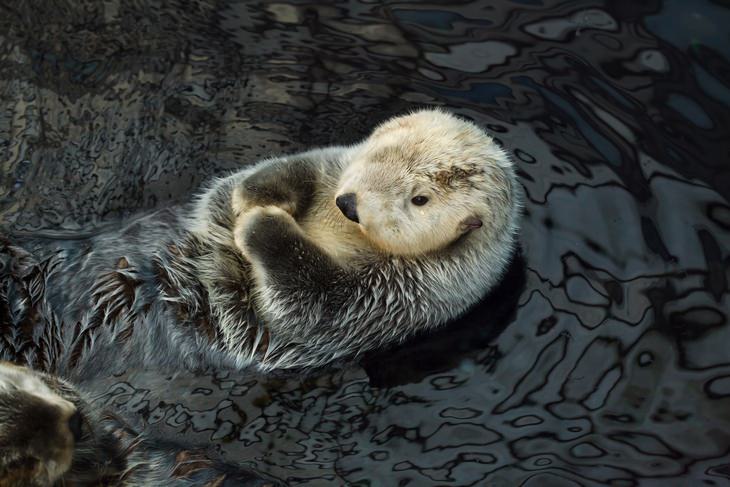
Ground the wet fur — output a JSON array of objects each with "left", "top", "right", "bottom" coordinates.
[
  {"left": 0, "top": 363, "right": 278, "bottom": 486},
  {"left": 193, "top": 110, "right": 522, "bottom": 370},
  {"left": 0, "top": 109, "right": 520, "bottom": 484},
  {"left": 0, "top": 108, "right": 519, "bottom": 374}
]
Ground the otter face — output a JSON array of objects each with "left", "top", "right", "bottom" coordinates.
[
  {"left": 0, "top": 362, "right": 80, "bottom": 487},
  {"left": 335, "top": 109, "right": 513, "bottom": 256}
]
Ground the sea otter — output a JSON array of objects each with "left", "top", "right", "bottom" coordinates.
[
  {"left": 187, "top": 108, "right": 521, "bottom": 371},
  {"left": 0, "top": 361, "right": 278, "bottom": 486},
  {"left": 0, "top": 108, "right": 520, "bottom": 485},
  {"left": 1, "top": 109, "right": 520, "bottom": 376}
]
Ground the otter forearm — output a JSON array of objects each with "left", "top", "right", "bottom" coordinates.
[
  {"left": 190, "top": 154, "right": 322, "bottom": 241},
  {"left": 235, "top": 156, "right": 319, "bottom": 218},
  {"left": 239, "top": 207, "right": 418, "bottom": 369},
  {"left": 241, "top": 207, "right": 353, "bottom": 294}
]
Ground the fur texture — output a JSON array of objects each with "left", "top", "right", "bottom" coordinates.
[
  {"left": 2, "top": 109, "right": 520, "bottom": 375},
  {"left": 0, "top": 362, "right": 278, "bottom": 486},
  {"left": 0, "top": 109, "right": 520, "bottom": 484},
  {"left": 205, "top": 109, "right": 522, "bottom": 370}
]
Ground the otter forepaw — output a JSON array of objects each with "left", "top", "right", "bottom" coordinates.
[
  {"left": 231, "top": 186, "right": 296, "bottom": 218},
  {"left": 234, "top": 206, "right": 300, "bottom": 258}
]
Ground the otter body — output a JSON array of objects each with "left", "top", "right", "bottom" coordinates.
[
  {"left": 189, "top": 109, "right": 521, "bottom": 371},
  {"left": 0, "top": 109, "right": 520, "bottom": 485},
  {"left": 2, "top": 109, "right": 520, "bottom": 377},
  {"left": 0, "top": 362, "right": 277, "bottom": 486}
]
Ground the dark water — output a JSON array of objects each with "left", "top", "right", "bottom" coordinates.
[{"left": 2, "top": 1, "right": 730, "bottom": 485}]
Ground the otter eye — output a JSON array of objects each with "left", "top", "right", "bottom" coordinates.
[{"left": 411, "top": 195, "right": 429, "bottom": 206}]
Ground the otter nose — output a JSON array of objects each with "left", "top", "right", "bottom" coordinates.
[
  {"left": 335, "top": 193, "right": 359, "bottom": 223},
  {"left": 68, "top": 409, "right": 83, "bottom": 442}
]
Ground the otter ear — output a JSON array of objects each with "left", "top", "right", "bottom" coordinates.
[{"left": 460, "top": 216, "right": 483, "bottom": 233}]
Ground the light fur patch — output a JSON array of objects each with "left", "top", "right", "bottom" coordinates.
[
  {"left": 334, "top": 109, "right": 514, "bottom": 256},
  {"left": 0, "top": 362, "right": 75, "bottom": 415}
]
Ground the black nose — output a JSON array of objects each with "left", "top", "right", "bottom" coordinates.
[
  {"left": 335, "top": 193, "right": 359, "bottom": 223},
  {"left": 68, "top": 410, "right": 83, "bottom": 442}
]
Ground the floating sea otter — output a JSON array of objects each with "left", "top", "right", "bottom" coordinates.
[{"left": 0, "top": 109, "right": 521, "bottom": 485}]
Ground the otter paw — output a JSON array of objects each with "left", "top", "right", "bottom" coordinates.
[
  {"left": 231, "top": 185, "right": 296, "bottom": 218},
  {"left": 234, "top": 206, "right": 299, "bottom": 258}
]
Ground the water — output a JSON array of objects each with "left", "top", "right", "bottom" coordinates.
[{"left": 1, "top": 1, "right": 729, "bottom": 485}]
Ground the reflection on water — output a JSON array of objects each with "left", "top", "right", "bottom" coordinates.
[{"left": 1, "top": 0, "right": 729, "bottom": 485}]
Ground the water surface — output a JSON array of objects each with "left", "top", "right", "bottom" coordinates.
[{"left": 1, "top": 1, "right": 729, "bottom": 485}]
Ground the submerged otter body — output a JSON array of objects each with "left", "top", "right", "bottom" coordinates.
[
  {"left": 0, "top": 361, "right": 279, "bottom": 486},
  {"left": 1, "top": 109, "right": 521, "bottom": 379}
]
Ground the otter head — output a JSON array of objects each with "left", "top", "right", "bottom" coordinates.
[
  {"left": 0, "top": 362, "right": 82, "bottom": 487},
  {"left": 335, "top": 109, "right": 513, "bottom": 256}
]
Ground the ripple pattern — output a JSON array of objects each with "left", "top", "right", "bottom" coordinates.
[{"left": 1, "top": 1, "right": 729, "bottom": 485}]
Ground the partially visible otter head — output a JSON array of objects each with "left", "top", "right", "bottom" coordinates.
[
  {"left": 0, "top": 362, "right": 79, "bottom": 487},
  {"left": 0, "top": 362, "right": 125, "bottom": 487},
  {"left": 336, "top": 109, "right": 515, "bottom": 256}
]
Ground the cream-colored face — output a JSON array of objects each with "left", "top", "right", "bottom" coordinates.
[
  {"left": 336, "top": 110, "right": 511, "bottom": 256},
  {"left": 337, "top": 163, "right": 482, "bottom": 255}
]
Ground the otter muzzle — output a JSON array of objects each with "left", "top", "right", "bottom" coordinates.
[{"left": 335, "top": 193, "right": 359, "bottom": 223}]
